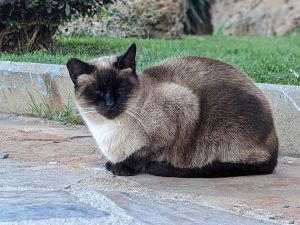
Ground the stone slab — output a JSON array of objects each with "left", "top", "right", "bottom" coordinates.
[
  {"left": 70, "top": 162, "right": 299, "bottom": 225},
  {"left": 128, "top": 158, "right": 300, "bottom": 198},
  {"left": 126, "top": 157, "right": 300, "bottom": 224},
  {"left": 0, "top": 113, "right": 103, "bottom": 167},
  {"left": 0, "top": 191, "right": 108, "bottom": 222},
  {"left": 0, "top": 166, "right": 88, "bottom": 190},
  {"left": 101, "top": 191, "right": 273, "bottom": 225},
  {"left": 0, "top": 61, "right": 299, "bottom": 157},
  {"left": 0, "top": 204, "right": 107, "bottom": 222}
]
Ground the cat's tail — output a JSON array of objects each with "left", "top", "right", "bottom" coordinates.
[{"left": 145, "top": 153, "right": 278, "bottom": 178}]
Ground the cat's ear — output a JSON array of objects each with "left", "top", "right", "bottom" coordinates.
[
  {"left": 117, "top": 43, "right": 136, "bottom": 72},
  {"left": 66, "top": 58, "right": 94, "bottom": 85}
]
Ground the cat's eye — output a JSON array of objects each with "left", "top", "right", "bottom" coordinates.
[
  {"left": 117, "top": 87, "right": 127, "bottom": 92},
  {"left": 94, "top": 91, "right": 104, "bottom": 97},
  {"left": 117, "top": 84, "right": 128, "bottom": 92}
]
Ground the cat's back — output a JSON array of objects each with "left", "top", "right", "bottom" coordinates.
[
  {"left": 142, "top": 56, "right": 267, "bottom": 102},
  {"left": 143, "top": 56, "right": 251, "bottom": 87}
]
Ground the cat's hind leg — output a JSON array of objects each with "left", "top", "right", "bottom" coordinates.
[
  {"left": 145, "top": 161, "right": 190, "bottom": 177},
  {"left": 145, "top": 156, "right": 277, "bottom": 178}
]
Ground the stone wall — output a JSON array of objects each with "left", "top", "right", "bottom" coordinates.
[
  {"left": 211, "top": 0, "right": 300, "bottom": 36},
  {"left": 59, "top": 0, "right": 300, "bottom": 37},
  {"left": 59, "top": 0, "right": 185, "bottom": 39},
  {"left": 101, "top": 0, "right": 185, "bottom": 39}
]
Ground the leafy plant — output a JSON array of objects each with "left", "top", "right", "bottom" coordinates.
[
  {"left": 0, "top": 0, "right": 110, "bottom": 52},
  {"left": 184, "top": 0, "right": 213, "bottom": 35},
  {"left": 96, "top": 4, "right": 111, "bottom": 20}
]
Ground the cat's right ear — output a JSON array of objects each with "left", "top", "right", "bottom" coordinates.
[
  {"left": 117, "top": 43, "right": 136, "bottom": 72},
  {"left": 66, "top": 58, "right": 94, "bottom": 85}
]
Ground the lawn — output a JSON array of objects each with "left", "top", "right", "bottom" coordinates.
[{"left": 1, "top": 35, "right": 299, "bottom": 85}]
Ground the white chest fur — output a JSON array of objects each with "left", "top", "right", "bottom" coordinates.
[{"left": 82, "top": 114, "right": 147, "bottom": 163}]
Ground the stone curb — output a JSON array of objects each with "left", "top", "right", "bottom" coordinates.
[{"left": 0, "top": 61, "right": 299, "bottom": 157}]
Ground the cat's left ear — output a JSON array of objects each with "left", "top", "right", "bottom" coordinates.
[{"left": 117, "top": 43, "right": 136, "bottom": 72}]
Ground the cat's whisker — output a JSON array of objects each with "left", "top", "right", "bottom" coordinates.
[
  {"left": 80, "top": 107, "right": 96, "bottom": 111},
  {"left": 80, "top": 109, "right": 97, "bottom": 113},
  {"left": 79, "top": 109, "right": 96, "bottom": 113},
  {"left": 80, "top": 111, "right": 97, "bottom": 114},
  {"left": 125, "top": 108, "right": 142, "bottom": 120},
  {"left": 125, "top": 110, "right": 145, "bottom": 130},
  {"left": 125, "top": 104, "right": 143, "bottom": 114},
  {"left": 124, "top": 107, "right": 146, "bottom": 126},
  {"left": 79, "top": 110, "right": 97, "bottom": 116},
  {"left": 125, "top": 110, "right": 150, "bottom": 138}
]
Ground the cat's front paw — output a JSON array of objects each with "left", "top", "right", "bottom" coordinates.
[
  {"left": 105, "top": 161, "right": 113, "bottom": 171},
  {"left": 109, "top": 162, "right": 136, "bottom": 176}
]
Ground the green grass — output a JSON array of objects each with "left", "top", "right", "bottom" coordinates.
[
  {"left": 27, "top": 91, "right": 83, "bottom": 124},
  {"left": 1, "top": 35, "right": 300, "bottom": 85}
]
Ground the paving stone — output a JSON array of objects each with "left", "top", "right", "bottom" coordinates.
[
  {"left": 0, "top": 166, "right": 88, "bottom": 190},
  {"left": 101, "top": 191, "right": 273, "bottom": 225},
  {"left": 0, "top": 114, "right": 103, "bottom": 167},
  {"left": 128, "top": 162, "right": 300, "bottom": 198},
  {"left": 126, "top": 161, "right": 300, "bottom": 224},
  {"left": 0, "top": 191, "right": 108, "bottom": 222},
  {"left": 0, "top": 128, "right": 70, "bottom": 142},
  {"left": 69, "top": 168, "right": 279, "bottom": 224}
]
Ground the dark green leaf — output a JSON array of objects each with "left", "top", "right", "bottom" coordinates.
[
  {"left": 47, "top": 7, "right": 52, "bottom": 14},
  {"left": 65, "top": 3, "right": 70, "bottom": 16},
  {"left": 58, "top": 1, "right": 65, "bottom": 9}
]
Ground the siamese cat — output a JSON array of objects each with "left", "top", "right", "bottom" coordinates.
[{"left": 66, "top": 44, "right": 278, "bottom": 177}]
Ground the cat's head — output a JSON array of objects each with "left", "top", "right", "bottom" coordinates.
[{"left": 66, "top": 44, "right": 138, "bottom": 119}]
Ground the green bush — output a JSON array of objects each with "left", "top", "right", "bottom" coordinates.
[{"left": 0, "top": 0, "right": 110, "bottom": 52}]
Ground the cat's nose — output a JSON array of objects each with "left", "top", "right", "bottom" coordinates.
[
  {"left": 106, "top": 99, "right": 115, "bottom": 107},
  {"left": 105, "top": 93, "right": 115, "bottom": 107}
]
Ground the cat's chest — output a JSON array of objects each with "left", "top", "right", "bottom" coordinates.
[{"left": 84, "top": 118, "right": 146, "bottom": 163}]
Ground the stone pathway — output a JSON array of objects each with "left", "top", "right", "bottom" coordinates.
[{"left": 0, "top": 113, "right": 299, "bottom": 225}]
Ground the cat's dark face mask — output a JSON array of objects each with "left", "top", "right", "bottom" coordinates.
[{"left": 66, "top": 44, "right": 138, "bottom": 119}]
